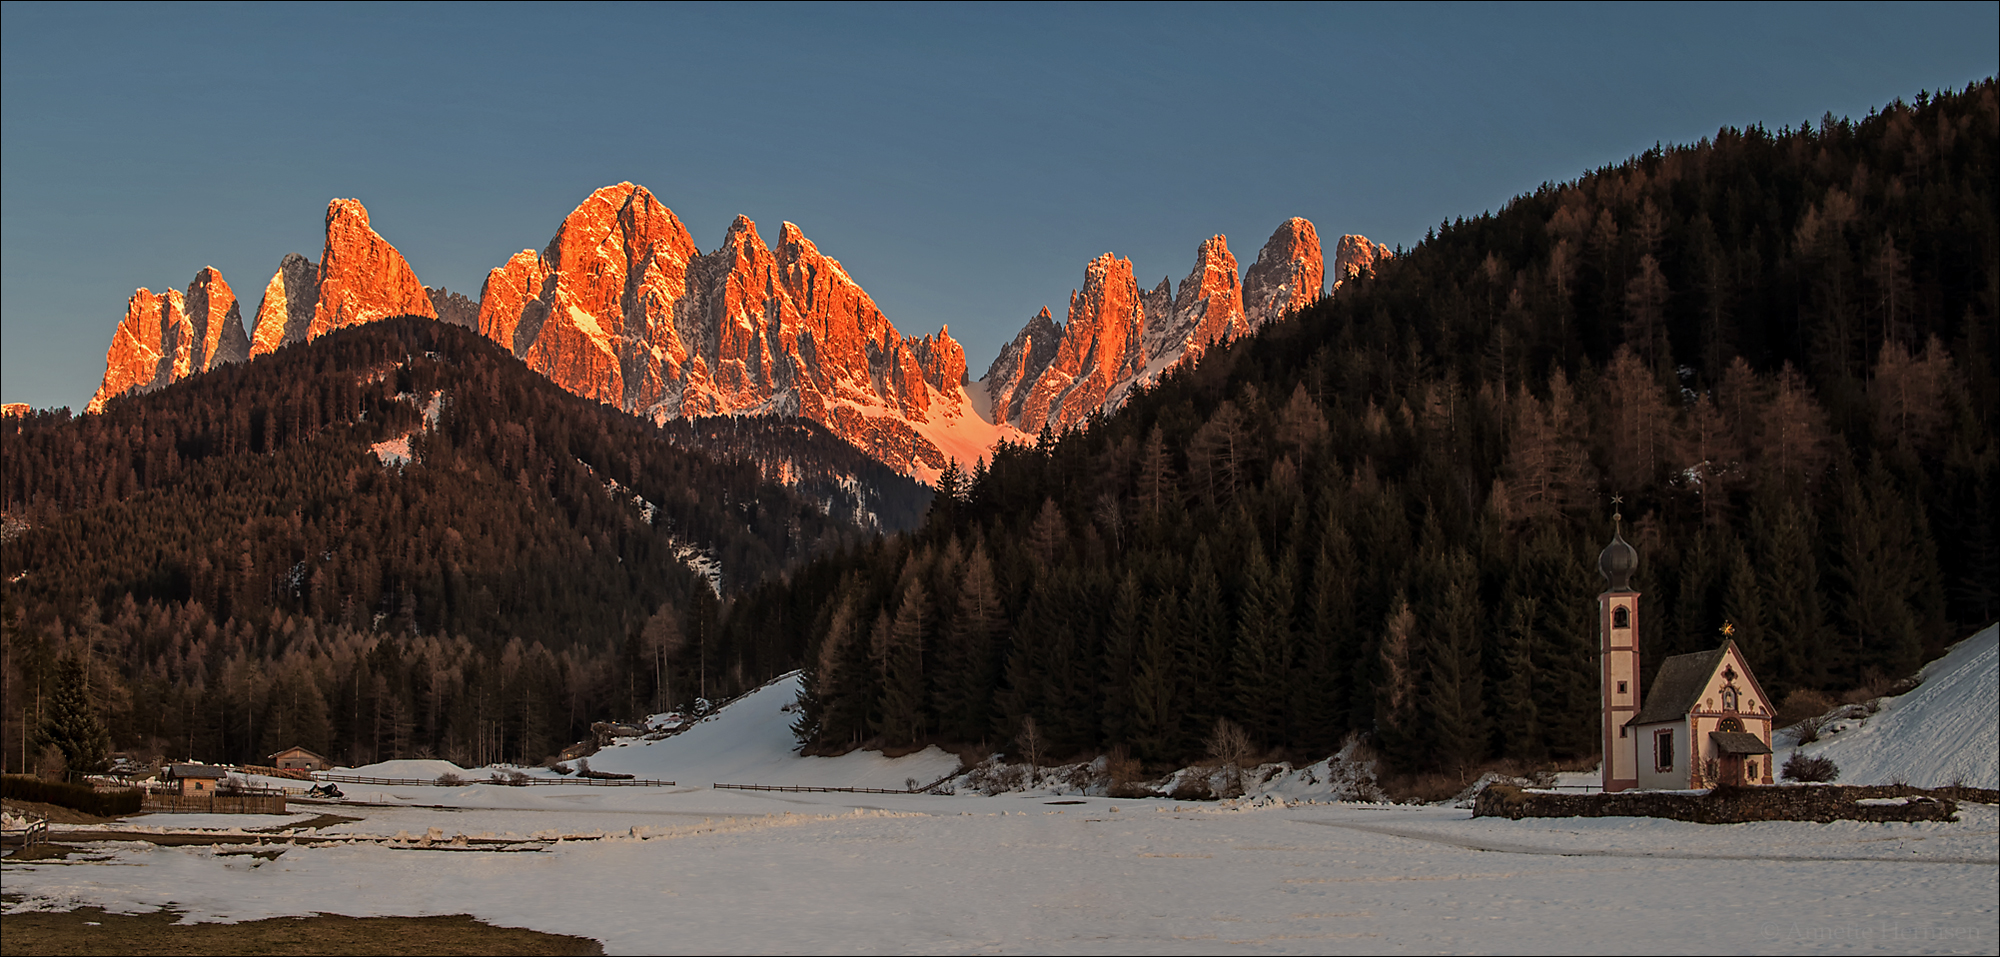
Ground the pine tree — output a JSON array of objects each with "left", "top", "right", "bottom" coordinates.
[
  {"left": 1422, "top": 548, "right": 1487, "bottom": 775},
  {"left": 1835, "top": 467, "right": 1927, "bottom": 678},
  {"left": 1180, "top": 539, "right": 1230, "bottom": 733},
  {"left": 38, "top": 655, "right": 109, "bottom": 774},
  {"left": 1373, "top": 593, "right": 1417, "bottom": 759},
  {"left": 1129, "top": 588, "right": 1184, "bottom": 762},
  {"left": 1297, "top": 517, "right": 1357, "bottom": 755},
  {"left": 1228, "top": 541, "right": 1295, "bottom": 744},
  {"left": 1753, "top": 497, "right": 1826, "bottom": 690},
  {"left": 936, "top": 546, "right": 1003, "bottom": 742},
  {"left": 1099, "top": 570, "right": 1143, "bottom": 746},
  {"left": 876, "top": 581, "right": 929, "bottom": 745},
  {"left": 1512, "top": 526, "right": 1598, "bottom": 758},
  {"left": 1494, "top": 594, "right": 1542, "bottom": 761}
]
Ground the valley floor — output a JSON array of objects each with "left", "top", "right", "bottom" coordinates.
[{"left": 5, "top": 788, "right": 1995, "bottom": 955}]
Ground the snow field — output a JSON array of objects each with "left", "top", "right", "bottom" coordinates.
[
  {"left": 579, "top": 673, "right": 962, "bottom": 791},
  {"left": 8, "top": 633, "right": 1999, "bottom": 953},
  {"left": 7, "top": 799, "right": 1994, "bottom": 954},
  {"left": 1781, "top": 625, "right": 1998, "bottom": 789}
]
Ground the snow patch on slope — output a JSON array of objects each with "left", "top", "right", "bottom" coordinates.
[
  {"left": 584, "top": 673, "right": 960, "bottom": 790},
  {"left": 1781, "top": 624, "right": 1997, "bottom": 788},
  {"left": 369, "top": 389, "right": 444, "bottom": 467},
  {"left": 907, "top": 381, "right": 1030, "bottom": 484}
]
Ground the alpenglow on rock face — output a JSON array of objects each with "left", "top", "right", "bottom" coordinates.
[
  {"left": 1332, "top": 234, "right": 1393, "bottom": 288},
  {"left": 86, "top": 268, "right": 248, "bottom": 414},
  {"left": 92, "top": 199, "right": 439, "bottom": 412},
  {"left": 248, "top": 198, "right": 437, "bottom": 355},
  {"left": 984, "top": 218, "right": 1346, "bottom": 434},
  {"left": 84, "top": 187, "right": 1377, "bottom": 482},
  {"left": 480, "top": 183, "right": 975, "bottom": 476}
]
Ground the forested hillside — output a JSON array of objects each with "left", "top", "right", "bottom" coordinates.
[
  {"left": 789, "top": 81, "right": 1999, "bottom": 775},
  {"left": 0, "top": 319, "right": 923, "bottom": 771}
]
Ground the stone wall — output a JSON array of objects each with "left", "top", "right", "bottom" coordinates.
[{"left": 1472, "top": 784, "right": 1993, "bottom": 824}]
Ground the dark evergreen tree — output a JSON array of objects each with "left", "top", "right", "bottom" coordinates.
[{"left": 38, "top": 656, "right": 110, "bottom": 774}]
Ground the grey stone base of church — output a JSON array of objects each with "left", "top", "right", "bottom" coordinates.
[{"left": 1473, "top": 783, "right": 1998, "bottom": 824}]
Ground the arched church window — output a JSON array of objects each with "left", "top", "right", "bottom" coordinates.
[{"left": 1612, "top": 606, "right": 1630, "bottom": 629}]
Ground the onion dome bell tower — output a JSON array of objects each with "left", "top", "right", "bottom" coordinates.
[{"left": 1599, "top": 498, "right": 1641, "bottom": 792}]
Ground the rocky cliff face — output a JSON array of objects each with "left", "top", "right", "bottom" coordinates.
[
  {"left": 484, "top": 183, "right": 981, "bottom": 476},
  {"left": 95, "top": 199, "right": 444, "bottom": 413},
  {"left": 428, "top": 288, "right": 479, "bottom": 329},
  {"left": 249, "top": 253, "right": 319, "bottom": 358},
  {"left": 310, "top": 199, "right": 437, "bottom": 337},
  {"left": 86, "top": 267, "right": 245, "bottom": 414},
  {"left": 985, "top": 219, "right": 1352, "bottom": 434},
  {"left": 1242, "top": 218, "right": 1324, "bottom": 329},
  {"left": 1332, "top": 234, "right": 1392, "bottom": 288},
  {"left": 984, "top": 307, "right": 1063, "bottom": 430},
  {"left": 247, "top": 200, "right": 435, "bottom": 357},
  {"left": 86, "top": 187, "right": 1377, "bottom": 483}
]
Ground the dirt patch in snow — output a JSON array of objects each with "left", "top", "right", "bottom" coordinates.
[{"left": 0, "top": 903, "right": 602, "bottom": 955}]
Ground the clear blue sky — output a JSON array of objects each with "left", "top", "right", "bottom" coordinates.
[{"left": 4, "top": 2, "right": 1995, "bottom": 411}]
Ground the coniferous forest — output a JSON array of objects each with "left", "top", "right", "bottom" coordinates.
[
  {"left": 3, "top": 81, "right": 1995, "bottom": 782},
  {"left": 1, "top": 320, "right": 926, "bottom": 771},
  {"left": 786, "top": 81, "right": 1998, "bottom": 775}
]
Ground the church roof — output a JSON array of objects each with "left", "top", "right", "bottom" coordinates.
[
  {"left": 1628, "top": 644, "right": 1732, "bottom": 726},
  {"left": 1710, "top": 731, "right": 1773, "bottom": 755}
]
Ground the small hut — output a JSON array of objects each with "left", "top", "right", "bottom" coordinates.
[
  {"left": 166, "top": 764, "right": 228, "bottom": 795},
  {"left": 267, "top": 746, "right": 330, "bottom": 772}
]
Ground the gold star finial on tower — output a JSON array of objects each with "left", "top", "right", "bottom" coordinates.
[{"left": 1720, "top": 621, "right": 1735, "bottom": 637}]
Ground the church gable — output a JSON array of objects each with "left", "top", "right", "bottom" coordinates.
[
  {"left": 1630, "top": 640, "right": 1772, "bottom": 727},
  {"left": 1690, "top": 643, "right": 1774, "bottom": 719}
]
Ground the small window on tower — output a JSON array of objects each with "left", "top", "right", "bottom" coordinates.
[
  {"left": 1612, "top": 606, "right": 1630, "bottom": 629},
  {"left": 1617, "top": 680, "right": 1628, "bottom": 695},
  {"left": 1619, "top": 726, "right": 1627, "bottom": 738}
]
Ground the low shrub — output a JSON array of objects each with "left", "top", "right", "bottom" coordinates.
[
  {"left": 435, "top": 773, "right": 466, "bottom": 787},
  {"left": 1781, "top": 751, "right": 1839, "bottom": 783},
  {"left": 2, "top": 774, "right": 142, "bottom": 816},
  {"left": 1777, "top": 689, "right": 1832, "bottom": 716}
]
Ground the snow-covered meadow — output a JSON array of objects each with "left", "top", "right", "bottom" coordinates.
[{"left": 5, "top": 629, "right": 1996, "bottom": 954}]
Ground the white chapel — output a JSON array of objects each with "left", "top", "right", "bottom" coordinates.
[{"left": 1598, "top": 512, "right": 1776, "bottom": 792}]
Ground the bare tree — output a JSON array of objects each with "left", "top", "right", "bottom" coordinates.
[
  {"left": 1016, "top": 715, "right": 1045, "bottom": 784},
  {"left": 1205, "top": 718, "right": 1256, "bottom": 795}
]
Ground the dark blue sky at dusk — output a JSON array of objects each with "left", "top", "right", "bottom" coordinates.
[{"left": 4, "top": 3, "right": 1995, "bottom": 411}]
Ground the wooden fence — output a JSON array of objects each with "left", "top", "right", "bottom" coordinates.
[
  {"left": 2, "top": 816, "right": 50, "bottom": 851},
  {"left": 313, "top": 773, "right": 674, "bottom": 787},
  {"left": 235, "top": 764, "right": 314, "bottom": 781},
  {"left": 713, "top": 769, "right": 960, "bottom": 796},
  {"left": 713, "top": 783, "right": 915, "bottom": 794},
  {"left": 140, "top": 790, "right": 287, "bottom": 815}
]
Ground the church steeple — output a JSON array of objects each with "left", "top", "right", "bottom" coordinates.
[
  {"left": 1599, "top": 495, "right": 1641, "bottom": 792},
  {"left": 1599, "top": 497, "right": 1638, "bottom": 591}
]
